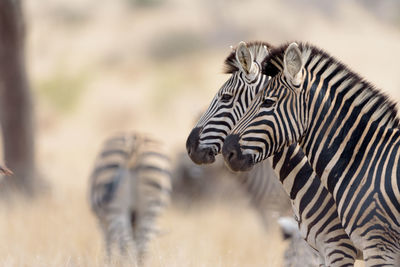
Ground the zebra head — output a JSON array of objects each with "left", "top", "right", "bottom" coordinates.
[
  {"left": 223, "top": 43, "right": 309, "bottom": 171},
  {"left": 186, "top": 41, "right": 272, "bottom": 165}
]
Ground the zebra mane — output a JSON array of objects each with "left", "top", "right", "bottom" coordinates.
[
  {"left": 223, "top": 41, "right": 273, "bottom": 74},
  {"left": 263, "top": 42, "right": 400, "bottom": 128}
]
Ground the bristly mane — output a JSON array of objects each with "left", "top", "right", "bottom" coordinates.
[
  {"left": 262, "top": 41, "right": 400, "bottom": 129},
  {"left": 223, "top": 41, "right": 273, "bottom": 74}
]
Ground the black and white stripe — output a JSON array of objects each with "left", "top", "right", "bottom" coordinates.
[
  {"left": 186, "top": 41, "right": 271, "bottom": 165},
  {"left": 225, "top": 42, "right": 400, "bottom": 265},
  {"left": 89, "top": 133, "right": 171, "bottom": 265},
  {"left": 188, "top": 41, "right": 359, "bottom": 266}
]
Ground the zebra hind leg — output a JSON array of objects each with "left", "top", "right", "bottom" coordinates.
[
  {"left": 103, "top": 214, "right": 138, "bottom": 265},
  {"left": 98, "top": 219, "right": 113, "bottom": 263},
  {"left": 133, "top": 209, "right": 160, "bottom": 265},
  {"left": 117, "top": 214, "right": 138, "bottom": 264}
]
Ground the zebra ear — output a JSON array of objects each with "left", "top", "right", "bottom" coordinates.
[
  {"left": 236, "top": 41, "right": 256, "bottom": 75},
  {"left": 283, "top": 43, "right": 303, "bottom": 86}
]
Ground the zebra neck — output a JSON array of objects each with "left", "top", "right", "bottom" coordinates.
[
  {"left": 271, "top": 144, "right": 317, "bottom": 201},
  {"left": 299, "top": 60, "right": 400, "bottom": 194}
]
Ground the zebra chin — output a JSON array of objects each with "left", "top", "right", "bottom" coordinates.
[
  {"left": 222, "top": 134, "right": 255, "bottom": 172},
  {"left": 186, "top": 127, "right": 216, "bottom": 165}
]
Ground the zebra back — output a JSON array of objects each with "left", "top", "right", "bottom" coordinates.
[{"left": 131, "top": 137, "right": 172, "bottom": 214}]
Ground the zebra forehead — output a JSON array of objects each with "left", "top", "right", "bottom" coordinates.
[{"left": 223, "top": 41, "right": 274, "bottom": 74}]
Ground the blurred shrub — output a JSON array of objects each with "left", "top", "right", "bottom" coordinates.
[
  {"left": 47, "top": 4, "right": 90, "bottom": 27},
  {"left": 126, "top": 0, "right": 165, "bottom": 8},
  {"left": 152, "top": 67, "right": 183, "bottom": 107},
  {"left": 36, "top": 69, "right": 89, "bottom": 114},
  {"left": 149, "top": 31, "right": 205, "bottom": 60}
]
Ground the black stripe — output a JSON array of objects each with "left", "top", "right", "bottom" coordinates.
[
  {"left": 136, "top": 165, "right": 171, "bottom": 176},
  {"left": 100, "top": 149, "right": 129, "bottom": 158}
]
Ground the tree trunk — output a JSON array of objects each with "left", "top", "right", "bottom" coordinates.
[{"left": 0, "top": 0, "right": 41, "bottom": 197}]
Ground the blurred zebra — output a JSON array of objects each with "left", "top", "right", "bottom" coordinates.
[
  {"left": 89, "top": 133, "right": 172, "bottom": 265},
  {"left": 236, "top": 157, "right": 291, "bottom": 224},
  {"left": 172, "top": 152, "right": 291, "bottom": 225},
  {"left": 278, "top": 217, "right": 320, "bottom": 267}
]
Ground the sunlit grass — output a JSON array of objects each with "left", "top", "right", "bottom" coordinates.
[{"left": 0, "top": 187, "right": 286, "bottom": 267}]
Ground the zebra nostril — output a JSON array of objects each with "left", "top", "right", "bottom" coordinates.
[
  {"left": 223, "top": 134, "right": 240, "bottom": 165},
  {"left": 187, "top": 147, "right": 192, "bottom": 156},
  {"left": 228, "top": 150, "right": 236, "bottom": 161},
  {"left": 208, "top": 149, "right": 214, "bottom": 157}
]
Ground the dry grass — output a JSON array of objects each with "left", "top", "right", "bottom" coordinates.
[
  {"left": 147, "top": 204, "right": 284, "bottom": 267},
  {"left": 0, "top": 189, "right": 285, "bottom": 267},
  {"left": 0, "top": 194, "right": 102, "bottom": 266}
]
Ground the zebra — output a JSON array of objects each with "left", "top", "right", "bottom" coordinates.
[
  {"left": 222, "top": 41, "right": 400, "bottom": 265},
  {"left": 186, "top": 41, "right": 360, "bottom": 266},
  {"left": 89, "top": 133, "right": 172, "bottom": 265}
]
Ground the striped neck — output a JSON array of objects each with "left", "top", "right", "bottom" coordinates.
[{"left": 297, "top": 45, "right": 400, "bottom": 192}]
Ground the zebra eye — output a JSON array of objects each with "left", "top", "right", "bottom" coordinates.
[
  {"left": 261, "top": 98, "right": 276, "bottom": 108},
  {"left": 220, "top": 94, "right": 233, "bottom": 103}
]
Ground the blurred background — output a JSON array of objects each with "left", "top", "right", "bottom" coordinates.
[{"left": 0, "top": 0, "right": 399, "bottom": 265}]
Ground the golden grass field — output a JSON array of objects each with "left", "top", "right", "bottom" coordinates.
[
  {"left": 0, "top": 191, "right": 286, "bottom": 266},
  {"left": 0, "top": 0, "right": 398, "bottom": 266}
]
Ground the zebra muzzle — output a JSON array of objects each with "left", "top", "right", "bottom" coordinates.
[
  {"left": 186, "top": 127, "right": 216, "bottom": 165},
  {"left": 222, "top": 134, "right": 254, "bottom": 172}
]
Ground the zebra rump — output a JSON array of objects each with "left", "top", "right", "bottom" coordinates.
[{"left": 89, "top": 133, "right": 172, "bottom": 264}]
